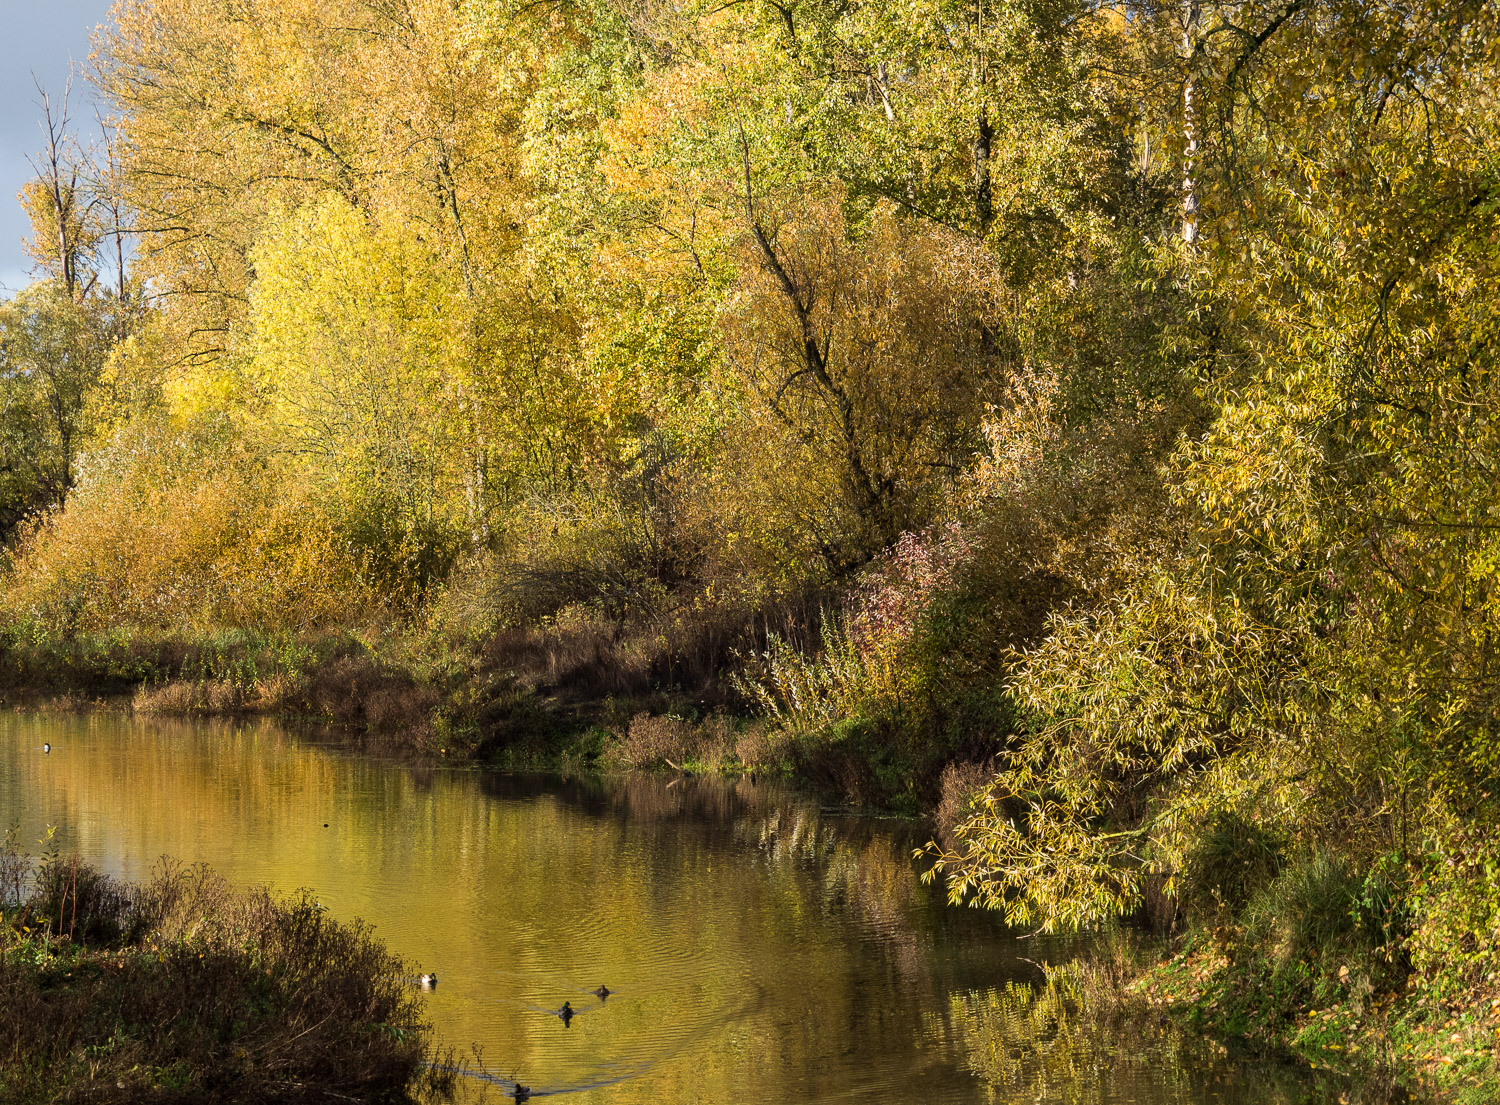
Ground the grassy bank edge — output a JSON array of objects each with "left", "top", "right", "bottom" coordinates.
[
  {"left": 0, "top": 624, "right": 819, "bottom": 789},
  {"left": 1053, "top": 934, "right": 1500, "bottom": 1105}
]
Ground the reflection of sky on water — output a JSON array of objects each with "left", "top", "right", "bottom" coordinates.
[{"left": 0, "top": 712, "right": 1333, "bottom": 1103}]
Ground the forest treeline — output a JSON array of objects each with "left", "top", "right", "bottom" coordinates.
[{"left": 3, "top": 0, "right": 1500, "bottom": 1082}]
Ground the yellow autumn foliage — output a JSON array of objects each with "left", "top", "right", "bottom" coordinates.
[{"left": 6, "top": 423, "right": 376, "bottom": 635}]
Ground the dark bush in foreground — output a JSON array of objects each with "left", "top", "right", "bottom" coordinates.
[{"left": 0, "top": 853, "right": 451, "bottom": 1103}]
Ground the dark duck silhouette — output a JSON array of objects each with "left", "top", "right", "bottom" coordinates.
[
  {"left": 512, "top": 1084, "right": 531, "bottom": 1102},
  {"left": 559, "top": 1000, "right": 574, "bottom": 1025},
  {"left": 592, "top": 985, "right": 610, "bottom": 1000}
]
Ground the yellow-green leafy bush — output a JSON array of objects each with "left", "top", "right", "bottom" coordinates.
[{"left": 5, "top": 421, "right": 376, "bottom": 635}]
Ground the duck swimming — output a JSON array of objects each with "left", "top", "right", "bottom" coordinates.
[
  {"left": 512, "top": 1084, "right": 531, "bottom": 1102},
  {"left": 419, "top": 974, "right": 438, "bottom": 990},
  {"left": 592, "top": 985, "right": 610, "bottom": 1000},
  {"left": 559, "top": 1001, "right": 574, "bottom": 1024}
]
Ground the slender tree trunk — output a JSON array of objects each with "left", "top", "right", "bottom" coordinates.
[
  {"left": 975, "top": 107, "right": 993, "bottom": 231},
  {"left": 973, "top": 0, "right": 992, "bottom": 232},
  {"left": 1181, "top": 1, "right": 1200, "bottom": 245},
  {"left": 115, "top": 222, "right": 127, "bottom": 308},
  {"left": 874, "top": 61, "right": 896, "bottom": 122},
  {"left": 28, "top": 81, "right": 94, "bottom": 300},
  {"left": 738, "top": 132, "right": 886, "bottom": 543}
]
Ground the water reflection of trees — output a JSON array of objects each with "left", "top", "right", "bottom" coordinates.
[
  {"left": 936, "top": 979, "right": 1322, "bottom": 1105},
  {"left": 6, "top": 718, "right": 1333, "bottom": 1105},
  {"left": 513, "top": 772, "right": 950, "bottom": 970},
  {"left": 11, "top": 718, "right": 958, "bottom": 981}
]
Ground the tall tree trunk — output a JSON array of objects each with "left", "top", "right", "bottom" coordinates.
[
  {"left": 874, "top": 61, "right": 896, "bottom": 122},
  {"left": 975, "top": 107, "right": 993, "bottom": 232},
  {"left": 1181, "top": 1, "right": 1200, "bottom": 245}
]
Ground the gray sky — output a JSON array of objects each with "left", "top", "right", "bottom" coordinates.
[{"left": 0, "top": 1, "right": 117, "bottom": 297}]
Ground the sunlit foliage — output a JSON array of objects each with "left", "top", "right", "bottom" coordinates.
[
  {"left": 0, "top": 284, "right": 117, "bottom": 531},
  {"left": 927, "top": 0, "right": 1500, "bottom": 933},
  {"left": 0, "top": 0, "right": 1494, "bottom": 1001}
]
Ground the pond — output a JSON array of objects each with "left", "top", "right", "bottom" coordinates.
[{"left": 0, "top": 711, "right": 1329, "bottom": 1103}]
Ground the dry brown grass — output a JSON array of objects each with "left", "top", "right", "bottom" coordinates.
[
  {"left": 731, "top": 720, "right": 778, "bottom": 768},
  {"left": 607, "top": 711, "right": 755, "bottom": 772},
  {"left": 131, "top": 678, "right": 237, "bottom": 715},
  {"left": 308, "top": 654, "right": 440, "bottom": 742},
  {"left": 472, "top": 592, "right": 828, "bottom": 708},
  {"left": 126, "top": 647, "right": 442, "bottom": 752},
  {"left": 480, "top": 617, "right": 658, "bottom": 700},
  {"left": 131, "top": 674, "right": 310, "bottom": 716},
  {"left": 934, "top": 760, "right": 998, "bottom": 849},
  {"left": 130, "top": 679, "right": 198, "bottom": 715}
]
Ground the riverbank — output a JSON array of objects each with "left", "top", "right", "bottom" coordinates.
[
  {"left": 1132, "top": 950, "right": 1498, "bottom": 1104},
  {"left": 0, "top": 623, "right": 837, "bottom": 794},
  {"left": 1054, "top": 917, "right": 1500, "bottom": 1105},
  {"left": 0, "top": 625, "right": 458, "bottom": 750},
  {"left": 0, "top": 618, "right": 988, "bottom": 823},
  {"left": 0, "top": 844, "right": 452, "bottom": 1103}
]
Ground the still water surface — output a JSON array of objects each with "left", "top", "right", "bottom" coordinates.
[{"left": 1, "top": 712, "right": 1330, "bottom": 1103}]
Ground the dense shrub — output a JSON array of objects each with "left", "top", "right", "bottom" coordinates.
[
  {"left": 4, "top": 421, "right": 379, "bottom": 635},
  {"left": 0, "top": 854, "right": 451, "bottom": 1104},
  {"left": 1247, "top": 851, "right": 1365, "bottom": 964}
]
